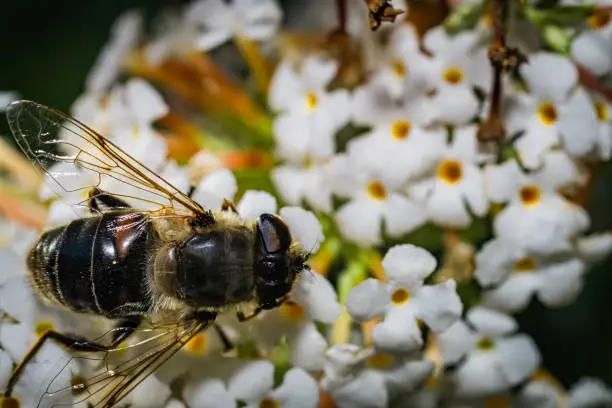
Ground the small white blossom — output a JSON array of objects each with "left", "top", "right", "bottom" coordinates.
[
  {"left": 438, "top": 307, "right": 541, "bottom": 397},
  {"left": 184, "top": 378, "right": 236, "bottom": 408},
  {"left": 228, "top": 360, "right": 319, "bottom": 408},
  {"left": 508, "top": 53, "right": 598, "bottom": 166},
  {"left": 407, "top": 126, "right": 489, "bottom": 228},
  {"left": 345, "top": 245, "right": 462, "bottom": 353},
  {"left": 568, "top": 377, "right": 612, "bottom": 408},
  {"left": 423, "top": 26, "right": 491, "bottom": 125},
  {"left": 189, "top": 0, "right": 282, "bottom": 51}
]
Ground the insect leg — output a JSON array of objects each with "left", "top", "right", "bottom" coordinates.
[
  {"left": 212, "top": 324, "right": 233, "bottom": 352},
  {"left": 236, "top": 307, "right": 262, "bottom": 322},
  {"left": 88, "top": 187, "right": 132, "bottom": 213},
  {"left": 3, "top": 317, "right": 141, "bottom": 396},
  {"left": 221, "top": 199, "right": 238, "bottom": 214}
]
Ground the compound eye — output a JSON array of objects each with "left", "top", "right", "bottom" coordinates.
[{"left": 257, "top": 213, "right": 291, "bottom": 253}]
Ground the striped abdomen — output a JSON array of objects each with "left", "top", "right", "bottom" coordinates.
[{"left": 28, "top": 211, "right": 160, "bottom": 318}]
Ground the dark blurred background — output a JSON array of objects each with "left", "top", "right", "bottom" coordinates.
[{"left": 1, "top": 0, "right": 612, "bottom": 389}]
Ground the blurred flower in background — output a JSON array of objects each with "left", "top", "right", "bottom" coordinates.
[{"left": 2, "top": 0, "right": 612, "bottom": 407}]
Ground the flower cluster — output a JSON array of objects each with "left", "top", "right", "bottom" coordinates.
[{"left": 2, "top": 0, "right": 612, "bottom": 407}]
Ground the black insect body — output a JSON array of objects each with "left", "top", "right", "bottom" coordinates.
[{"left": 1, "top": 100, "right": 309, "bottom": 407}]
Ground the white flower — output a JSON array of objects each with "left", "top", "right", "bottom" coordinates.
[
  {"left": 227, "top": 360, "right": 319, "bottom": 408},
  {"left": 85, "top": 10, "right": 142, "bottom": 93},
  {"left": 0, "top": 91, "right": 19, "bottom": 112},
  {"left": 438, "top": 307, "right": 541, "bottom": 397},
  {"left": 369, "top": 24, "right": 437, "bottom": 99},
  {"left": 334, "top": 142, "right": 429, "bottom": 246},
  {"left": 423, "top": 26, "right": 491, "bottom": 125},
  {"left": 191, "top": 168, "right": 238, "bottom": 210},
  {"left": 321, "top": 344, "right": 433, "bottom": 404},
  {"left": 107, "top": 78, "right": 169, "bottom": 170},
  {"left": 345, "top": 245, "right": 462, "bottom": 353},
  {"left": 184, "top": 378, "right": 236, "bottom": 408},
  {"left": 127, "top": 375, "right": 172, "bottom": 408},
  {"left": 486, "top": 152, "right": 589, "bottom": 254},
  {"left": 592, "top": 96, "right": 612, "bottom": 160},
  {"left": 568, "top": 377, "right": 612, "bottom": 408},
  {"left": 189, "top": 0, "right": 282, "bottom": 51},
  {"left": 513, "top": 378, "right": 562, "bottom": 408},
  {"left": 476, "top": 238, "right": 587, "bottom": 312},
  {"left": 407, "top": 126, "right": 489, "bottom": 228},
  {"left": 269, "top": 57, "right": 351, "bottom": 212},
  {"left": 570, "top": 4, "right": 612, "bottom": 77},
  {"left": 508, "top": 53, "right": 598, "bottom": 167}
]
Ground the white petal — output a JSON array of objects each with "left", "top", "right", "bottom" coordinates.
[
  {"left": 516, "top": 380, "right": 560, "bottom": 408},
  {"left": 537, "top": 150, "right": 580, "bottom": 190},
  {"left": 514, "top": 121, "right": 559, "bottom": 169},
  {"left": 0, "top": 276, "right": 37, "bottom": 324},
  {"left": 0, "top": 248, "right": 28, "bottom": 284},
  {"left": 382, "top": 244, "right": 437, "bottom": 286},
  {"left": 576, "top": 232, "right": 612, "bottom": 264},
  {"left": 537, "top": 259, "right": 585, "bottom": 307},
  {"left": 292, "top": 272, "right": 340, "bottom": 324},
  {"left": 268, "top": 61, "right": 304, "bottom": 112},
  {"left": 166, "top": 399, "right": 187, "bottom": 408},
  {"left": 521, "top": 52, "right": 577, "bottom": 102},
  {"left": 0, "top": 349, "right": 12, "bottom": 390},
  {"left": 571, "top": 31, "right": 612, "bottom": 77},
  {"left": 466, "top": 307, "right": 517, "bottom": 336},
  {"left": 335, "top": 199, "right": 383, "bottom": 246},
  {"left": 372, "top": 307, "right": 423, "bottom": 353},
  {"left": 495, "top": 334, "right": 541, "bottom": 385},
  {"left": 434, "top": 86, "right": 479, "bottom": 125},
  {"left": 481, "top": 273, "right": 541, "bottom": 313},
  {"left": 271, "top": 367, "right": 319, "bottom": 408},
  {"left": 558, "top": 89, "right": 599, "bottom": 156},
  {"left": 192, "top": 168, "right": 237, "bottom": 210},
  {"left": 288, "top": 322, "right": 328, "bottom": 371},
  {"left": 384, "top": 359, "right": 434, "bottom": 397},
  {"left": 453, "top": 351, "right": 510, "bottom": 397},
  {"left": 427, "top": 182, "right": 472, "bottom": 228},
  {"left": 128, "top": 375, "right": 172, "bottom": 408},
  {"left": 195, "top": 29, "right": 233, "bottom": 51},
  {"left": 345, "top": 278, "right": 390, "bottom": 322},
  {"left": 474, "top": 238, "right": 522, "bottom": 287},
  {"left": 125, "top": 78, "right": 169, "bottom": 123},
  {"left": 569, "top": 377, "right": 612, "bottom": 408},
  {"left": 412, "top": 280, "right": 462, "bottom": 332},
  {"left": 271, "top": 166, "right": 306, "bottom": 206},
  {"left": 383, "top": 194, "right": 428, "bottom": 237},
  {"left": 302, "top": 57, "right": 338, "bottom": 89},
  {"left": 184, "top": 379, "right": 236, "bottom": 408},
  {"left": 484, "top": 160, "right": 523, "bottom": 203},
  {"left": 237, "top": 190, "right": 278, "bottom": 221},
  {"left": 279, "top": 207, "right": 324, "bottom": 253},
  {"left": 437, "top": 320, "right": 476, "bottom": 365},
  {"left": 0, "top": 91, "right": 19, "bottom": 112},
  {"left": 227, "top": 360, "right": 274, "bottom": 403},
  {"left": 460, "top": 164, "right": 489, "bottom": 217},
  {"left": 329, "top": 370, "right": 388, "bottom": 408}
]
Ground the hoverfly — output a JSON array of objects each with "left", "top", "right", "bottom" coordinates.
[{"left": 1, "top": 100, "right": 309, "bottom": 407}]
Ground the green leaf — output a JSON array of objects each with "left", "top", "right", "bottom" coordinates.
[
  {"left": 444, "top": 1, "right": 489, "bottom": 34},
  {"left": 542, "top": 25, "right": 572, "bottom": 54},
  {"left": 522, "top": 4, "right": 595, "bottom": 27}
]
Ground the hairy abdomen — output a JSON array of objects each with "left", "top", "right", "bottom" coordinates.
[{"left": 28, "top": 212, "right": 159, "bottom": 318}]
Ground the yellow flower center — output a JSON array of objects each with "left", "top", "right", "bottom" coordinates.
[
  {"left": 443, "top": 67, "right": 464, "bottom": 85},
  {"left": 477, "top": 337, "right": 495, "bottom": 350},
  {"left": 391, "top": 288, "right": 411, "bottom": 305},
  {"left": 71, "top": 374, "right": 88, "bottom": 396},
  {"left": 305, "top": 92, "right": 318, "bottom": 111},
  {"left": 392, "top": 120, "right": 411, "bottom": 140},
  {"left": 280, "top": 302, "right": 304, "bottom": 323},
  {"left": 596, "top": 103, "right": 608, "bottom": 122},
  {"left": 437, "top": 160, "right": 463, "bottom": 184},
  {"left": 484, "top": 396, "right": 512, "bottom": 408},
  {"left": 367, "top": 353, "right": 393, "bottom": 368},
  {"left": 538, "top": 102, "right": 558, "bottom": 125},
  {"left": 259, "top": 399, "right": 279, "bottom": 408},
  {"left": 514, "top": 256, "right": 536, "bottom": 272},
  {"left": 0, "top": 396, "right": 20, "bottom": 408},
  {"left": 589, "top": 10, "right": 611, "bottom": 29},
  {"left": 392, "top": 59, "right": 406, "bottom": 77},
  {"left": 35, "top": 321, "right": 54, "bottom": 336},
  {"left": 367, "top": 181, "right": 387, "bottom": 200},
  {"left": 520, "top": 185, "right": 541, "bottom": 206},
  {"left": 185, "top": 333, "right": 208, "bottom": 354}
]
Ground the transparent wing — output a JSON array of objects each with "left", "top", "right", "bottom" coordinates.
[
  {"left": 36, "top": 317, "right": 213, "bottom": 408},
  {"left": 6, "top": 100, "right": 208, "bottom": 218}
]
